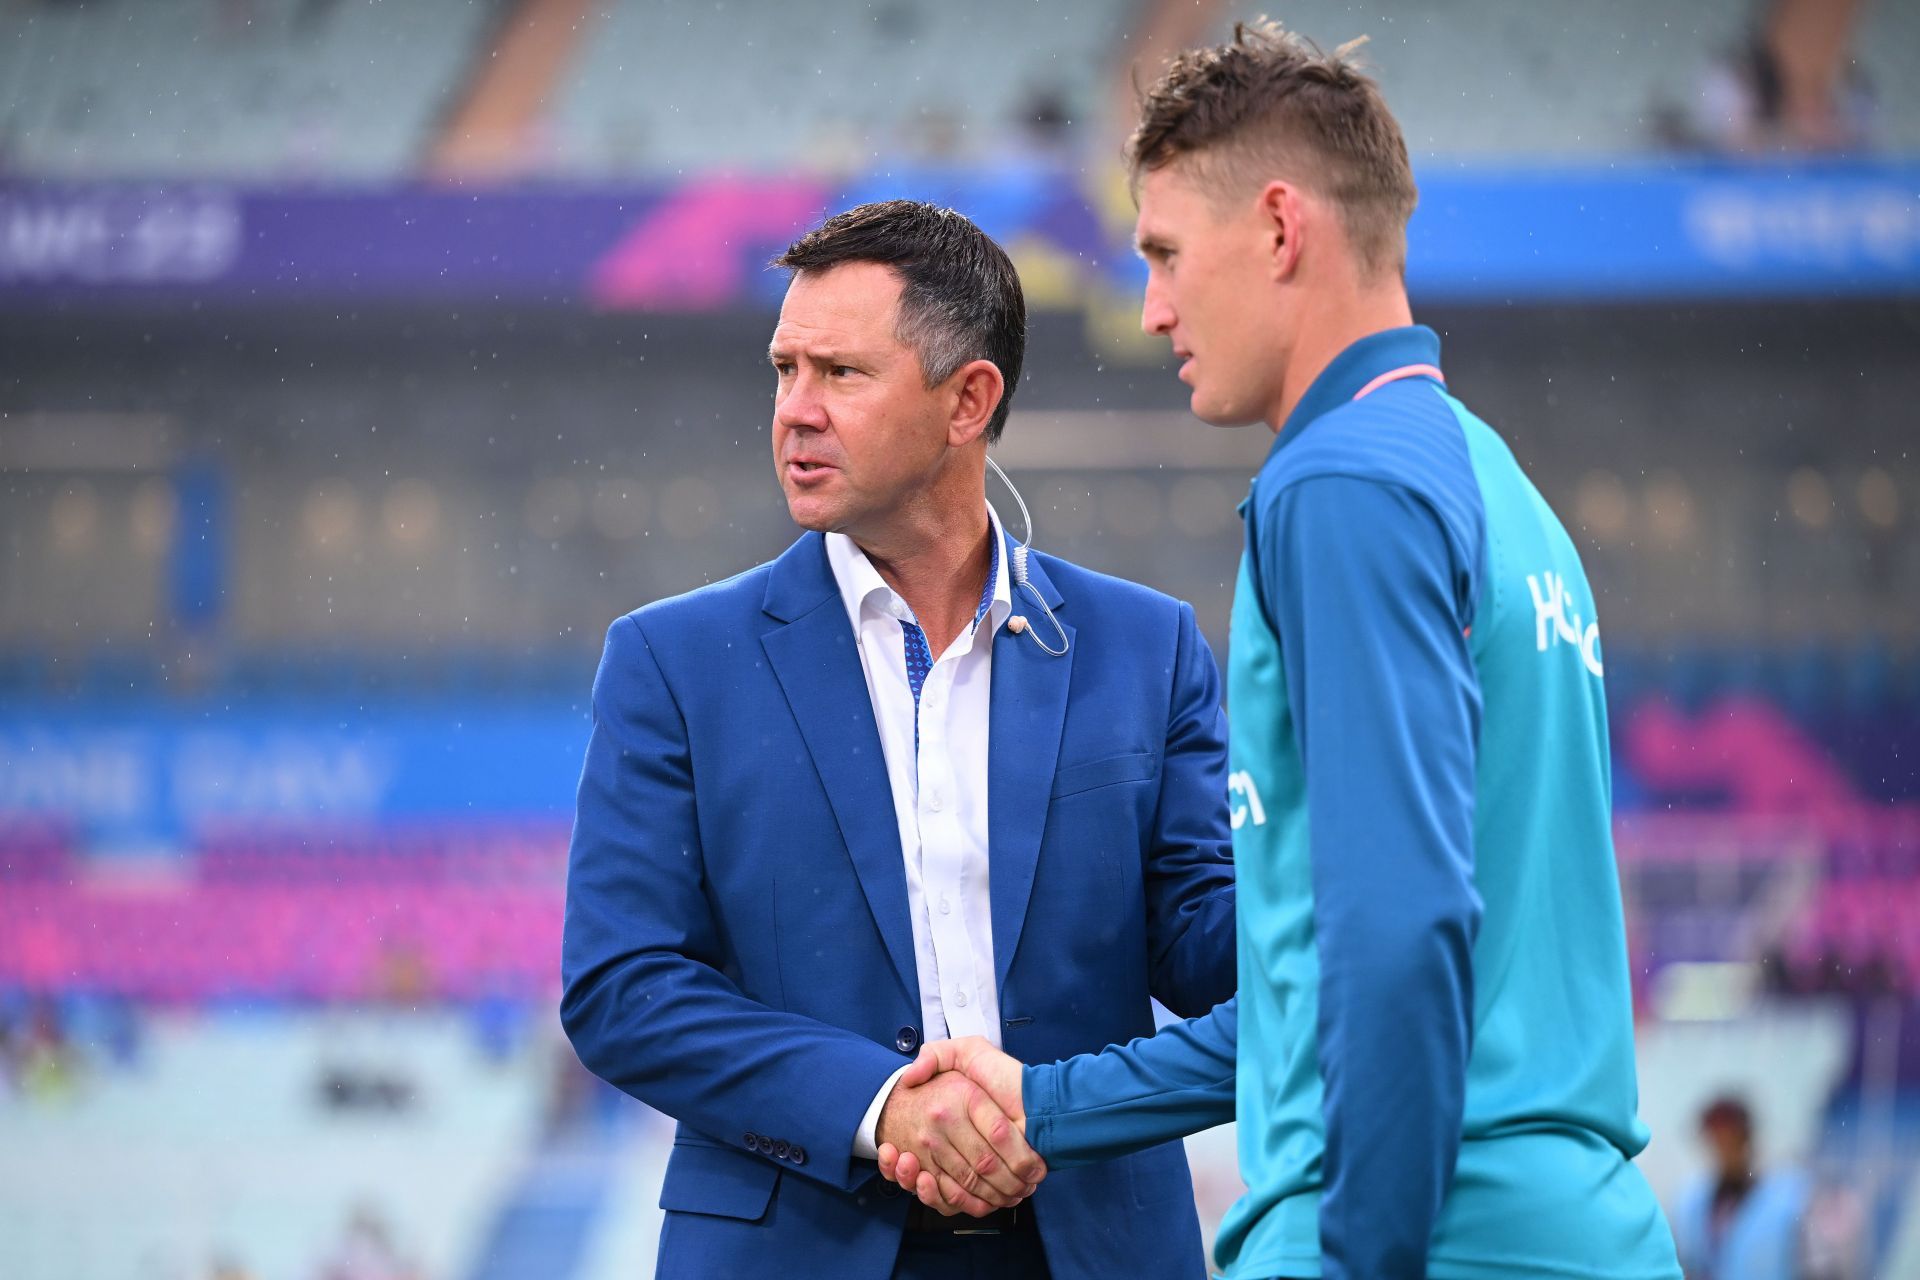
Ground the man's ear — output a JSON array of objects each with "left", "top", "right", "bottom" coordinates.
[
  {"left": 1258, "top": 180, "right": 1306, "bottom": 282},
  {"left": 946, "top": 359, "right": 1005, "bottom": 448}
]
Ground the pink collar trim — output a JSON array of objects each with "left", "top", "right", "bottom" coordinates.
[{"left": 1352, "top": 363, "right": 1446, "bottom": 401}]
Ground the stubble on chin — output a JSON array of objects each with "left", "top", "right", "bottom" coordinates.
[{"left": 782, "top": 489, "right": 840, "bottom": 534}]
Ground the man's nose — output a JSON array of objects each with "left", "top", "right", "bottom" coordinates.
[
  {"left": 1140, "top": 282, "right": 1175, "bottom": 337},
  {"left": 777, "top": 370, "right": 829, "bottom": 432}
]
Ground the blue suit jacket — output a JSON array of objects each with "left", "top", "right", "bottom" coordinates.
[{"left": 561, "top": 531, "right": 1237, "bottom": 1280}]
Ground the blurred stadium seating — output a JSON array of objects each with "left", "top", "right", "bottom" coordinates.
[
  {"left": 552, "top": 0, "right": 1112, "bottom": 174},
  {"left": 9, "top": 0, "right": 1920, "bottom": 177},
  {"left": 1, "top": 822, "right": 565, "bottom": 1001},
  {"left": 1, "top": 0, "right": 499, "bottom": 178},
  {"left": 0, "top": 1006, "right": 553, "bottom": 1280},
  {"left": 3, "top": 0, "right": 1918, "bottom": 1277}
]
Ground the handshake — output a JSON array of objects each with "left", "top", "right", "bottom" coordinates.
[{"left": 873, "top": 1035, "right": 1047, "bottom": 1217}]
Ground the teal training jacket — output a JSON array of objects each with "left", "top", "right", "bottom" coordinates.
[{"left": 1021, "top": 326, "right": 1680, "bottom": 1280}]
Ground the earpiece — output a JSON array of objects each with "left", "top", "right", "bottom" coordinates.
[{"left": 987, "top": 455, "right": 1070, "bottom": 657}]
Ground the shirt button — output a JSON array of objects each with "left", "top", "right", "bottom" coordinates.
[
  {"left": 938, "top": 895, "right": 951, "bottom": 916},
  {"left": 929, "top": 793, "right": 943, "bottom": 812},
  {"left": 954, "top": 989, "right": 969, "bottom": 1008}
]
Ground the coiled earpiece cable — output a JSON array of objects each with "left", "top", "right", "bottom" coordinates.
[{"left": 986, "top": 455, "right": 1070, "bottom": 657}]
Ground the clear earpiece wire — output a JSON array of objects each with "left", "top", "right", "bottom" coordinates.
[{"left": 986, "top": 455, "right": 1069, "bottom": 657}]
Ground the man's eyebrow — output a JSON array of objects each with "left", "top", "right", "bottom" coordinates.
[{"left": 768, "top": 344, "right": 857, "bottom": 365}]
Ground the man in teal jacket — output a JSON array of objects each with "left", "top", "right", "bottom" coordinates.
[{"left": 881, "top": 21, "right": 1681, "bottom": 1280}]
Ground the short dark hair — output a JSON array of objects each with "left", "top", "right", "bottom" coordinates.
[
  {"left": 1127, "top": 19, "right": 1418, "bottom": 280},
  {"left": 1699, "top": 1096, "right": 1753, "bottom": 1137},
  {"left": 773, "top": 200, "right": 1027, "bottom": 443}
]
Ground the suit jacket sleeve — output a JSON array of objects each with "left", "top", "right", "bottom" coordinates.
[
  {"left": 560, "top": 614, "right": 906, "bottom": 1192},
  {"left": 1143, "top": 601, "right": 1238, "bottom": 1016}
]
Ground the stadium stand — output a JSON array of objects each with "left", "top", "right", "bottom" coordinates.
[
  {"left": 0, "top": 1007, "right": 550, "bottom": 1280},
  {"left": 8, "top": 0, "right": 1919, "bottom": 180},
  {"left": 0, "top": 822, "right": 566, "bottom": 1001},
  {"left": 1237, "top": 0, "right": 1920, "bottom": 156},
  {"left": 0, "top": 0, "right": 499, "bottom": 178},
  {"left": 567, "top": 0, "right": 1920, "bottom": 164},
  {"left": 548, "top": 0, "right": 1112, "bottom": 174}
]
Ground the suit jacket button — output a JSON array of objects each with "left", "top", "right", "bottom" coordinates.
[
  {"left": 790, "top": 1146, "right": 807, "bottom": 1166},
  {"left": 743, "top": 1132, "right": 758, "bottom": 1150},
  {"left": 774, "top": 1140, "right": 790, "bottom": 1159},
  {"left": 895, "top": 1026, "right": 920, "bottom": 1054},
  {"left": 757, "top": 1135, "right": 775, "bottom": 1155}
]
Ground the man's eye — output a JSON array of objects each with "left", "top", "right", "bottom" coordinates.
[
  {"left": 773, "top": 362, "right": 794, "bottom": 376},
  {"left": 831, "top": 365, "right": 858, "bottom": 377}
]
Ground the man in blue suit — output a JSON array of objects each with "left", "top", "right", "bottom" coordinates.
[{"left": 561, "top": 200, "right": 1238, "bottom": 1279}]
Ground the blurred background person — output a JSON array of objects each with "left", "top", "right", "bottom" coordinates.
[
  {"left": 315, "top": 1206, "right": 422, "bottom": 1280},
  {"left": 1654, "top": 0, "right": 1878, "bottom": 154},
  {"left": 1672, "top": 1095, "right": 1813, "bottom": 1280}
]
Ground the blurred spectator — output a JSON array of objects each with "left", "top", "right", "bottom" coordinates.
[
  {"left": 895, "top": 105, "right": 969, "bottom": 164},
  {"left": 1672, "top": 1096, "right": 1812, "bottom": 1280},
  {"left": 316, "top": 1060, "right": 416, "bottom": 1113},
  {"left": 294, "top": 0, "right": 346, "bottom": 35},
  {"left": 374, "top": 939, "right": 433, "bottom": 1006},
  {"left": 314, "top": 1206, "right": 419, "bottom": 1280},
  {"left": 0, "top": 1007, "right": 16, "bottom": 1101},
  {"left": 1800, "top": 1179, "right": 1869, "bottom": 1280},
  {"left": 1, "top": 995, "right": 81, "bottom": 1101},
  {"left": 1656, "top": 0, "right": 1875, "bottom": 153},
  {"left": 1004, "top": 87, "right": 1076, "bottom": 166},
  {"left": 543, "top": 1040, "right": 628, "bottom": 1137},
  {"left": 468, "top": 991, "right": 528, "bottom": 1065},
  {"left": 1766, "top": 939, "right": 1907, "bottom": 999},
  {"left": 0, "top": 993, "right": 148, "bottom": 1101}
]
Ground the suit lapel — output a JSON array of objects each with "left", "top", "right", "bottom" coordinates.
[
  {"left": 988, "top": 557, "right": 1074, "bottom": 992},
  {"left": 761, "top": 536, "right": 918, "bottom": 1002}
]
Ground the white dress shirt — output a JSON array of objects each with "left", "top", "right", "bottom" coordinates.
[{"left": 827, "top": 504, "right": 1014, "bottom": 1158}]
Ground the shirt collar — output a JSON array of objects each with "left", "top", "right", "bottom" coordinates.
[
  {"left": 825, "top": 502, "right": 1013, "bottom": 639},
  {"left": 1265, "top": 324, "right": 1444, "bottom": 464}
]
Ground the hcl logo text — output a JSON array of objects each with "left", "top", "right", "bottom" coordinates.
[{"left": 1527, "top": 570, "right": 1604, "bottom": 678}]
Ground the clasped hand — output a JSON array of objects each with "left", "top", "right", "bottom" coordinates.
[{"left": 874, "top": 1035, "right": 1042, "bottom": 1217}]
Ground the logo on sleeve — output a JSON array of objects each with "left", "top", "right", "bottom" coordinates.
[
  {"left": 1527, "top": 570, "right": 1604, "bottom": 678},
  {"left": 1229, "top": 770, "right": 1268, "bottom": 829}
]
